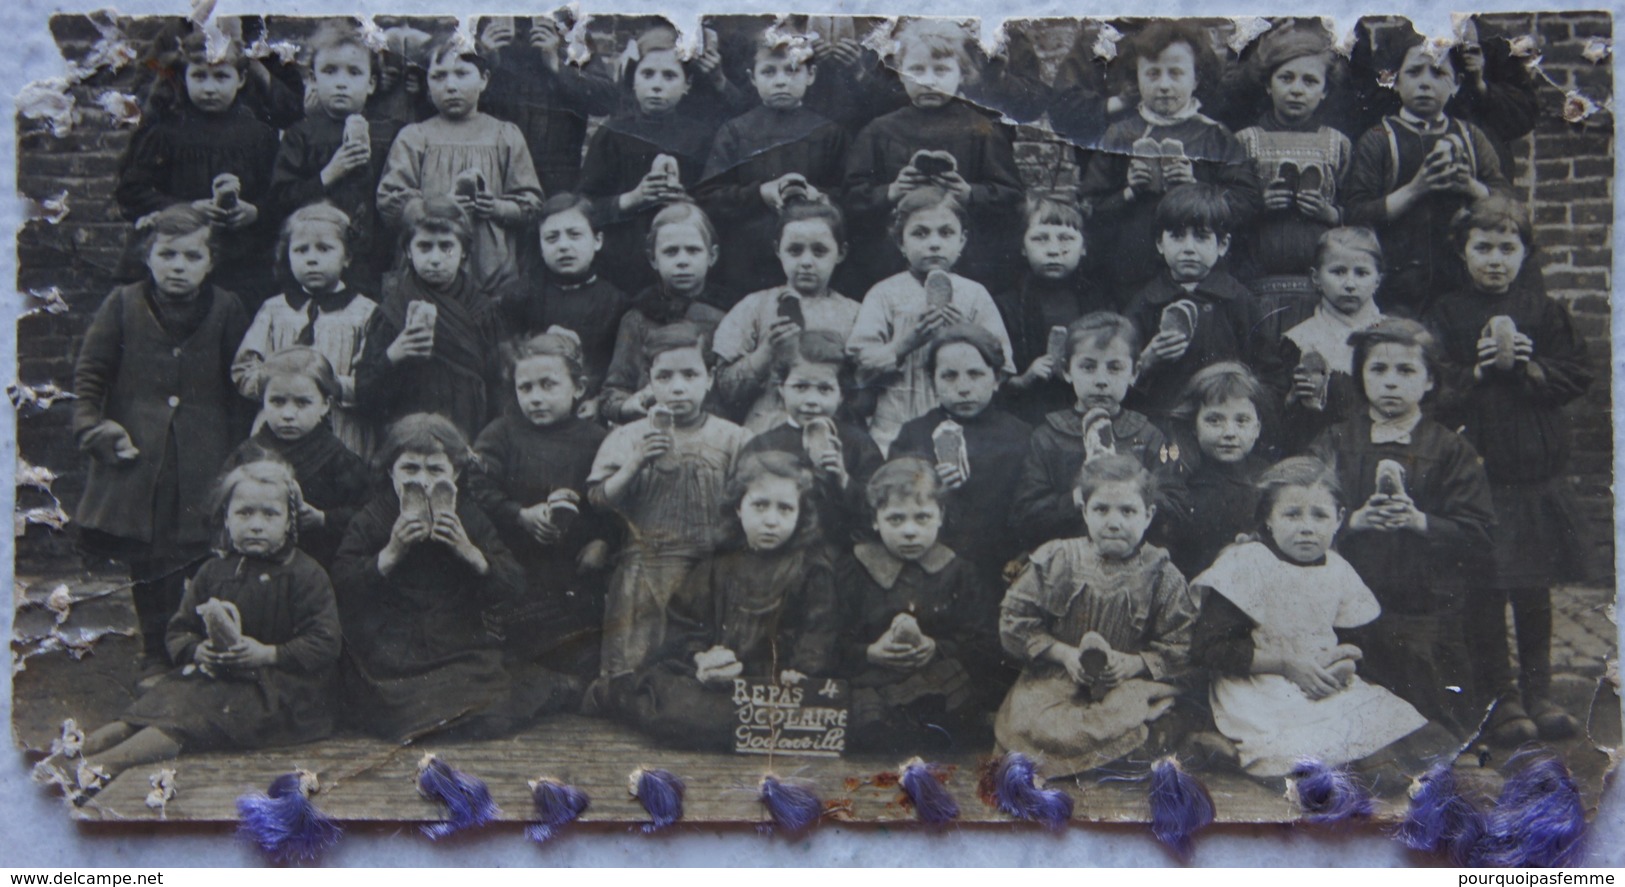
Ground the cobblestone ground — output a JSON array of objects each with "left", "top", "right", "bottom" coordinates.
[{"left": 1549, "top": 584, "right": 1617, "bottom": 676}]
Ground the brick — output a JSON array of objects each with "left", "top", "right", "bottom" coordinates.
[
  {"left": 1569, "top": 16, "right": 1613, "bottom": 39},
  {"left": 1572, "top": 202, "right": 1613, "bottom": 224},
  {"left": 1533, "top": 179, "right": 1609, "bottom": 201},
  {"left": 1569, "top": 294, "right": 1612, "bottom": 314},
  {"left": 1571, "top": 247, "right": 1613, "bottom": 268},
  {"left": 1538, "top": 20, "right": 1573, "bottom": 43},
  {"left": 1535, "top": 159, "right": 1571, "bottom": 180},
  {"left": 1544, "top": 270, "right": 1608, "bottom": 289},
  {"left": 1535, "top": 204, "right": 1568, "bottom": 224},
  {"left": 1572, "top": 157, "right": 1614, "bottom": 179},
  {"left": 1535, "top": 132, "right": 1613, "bottom": 155}
]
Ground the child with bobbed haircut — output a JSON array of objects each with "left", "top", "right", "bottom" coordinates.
[
  {"left": 1164, "top": 362, "right": 1273, "bottom": 578},
  {"left": 836, "top": 456, "right": 1002, "bottom": 752},
  {"left": 996, "top": 453, "right": 1196, "bottom": 775}
]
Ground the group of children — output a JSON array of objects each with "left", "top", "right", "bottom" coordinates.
[{"left": 53, "top": 14, "right": 1594, "bottom": 795}]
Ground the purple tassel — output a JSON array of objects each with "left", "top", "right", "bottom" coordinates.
[
  {"left": 991, "top": 752, "right": 1074, "bottom": 829},
  {"left": 1468, "top": 754, "right": 1586, "bottom": 867},
  {"left": 1288, "top": 758, "right": 1374, "bottom": 824},
  {"left": 758, "top": 775, "right": 822, "bottom": 833},
  {"left": 1396, "top": 764, "right": 1484, "bottom": 864},
  {"left": 629, "top": 767, "right": 685, "bottom": 833},
  {"left": 1149, "top": 756, "right": 1215, "bottom": 860},
  {"left": 235, "top": 770, "right": 342, "bottom": 864},
  {"left": 526, "top": 777, "right": 590, "bottom": 844},
  {"left": 415, "top": 753, "right": 500, "bottom": 840},
  {"left": 899, "top": 758, "right": 959, "bottom": 824}
]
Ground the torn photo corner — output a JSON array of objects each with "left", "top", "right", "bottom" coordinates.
[{"left": 11, "top": 8, "right": 1618, "bottom": 831}]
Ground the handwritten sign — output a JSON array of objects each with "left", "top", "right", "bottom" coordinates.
[{"left": 731, "top": 677, "right": 848, "bottom": 757}]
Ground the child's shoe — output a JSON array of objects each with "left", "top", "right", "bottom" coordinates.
[
  {"left": 1484, "top": 698, "right": 1539, "bottom": 746},
  {"left": 1528, "top": 697, "right": 1579, "bottom": 741}
]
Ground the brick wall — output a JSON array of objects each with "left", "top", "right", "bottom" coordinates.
[{"left": 12, "top": 11, "right": 1616, "bottom": 576}]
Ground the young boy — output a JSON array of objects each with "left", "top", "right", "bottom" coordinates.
[
  {"left": 697, "top": 28, "right": 850, "bottom": 298},
  {"left": 1344, "top": 33, "right": 1507, "bottom": 318},
  {"left": 1009, "top": 312, "right": 1187, "bottom": 552},
  {"left": 995, "top": 195, "right": 1116, "bottom": 424},
  {"left": 1124, "top": 184, "right": 1281, "bottom": 418},
  {"left": 269, "top": 20, "right": 400, "bottom": 292}
]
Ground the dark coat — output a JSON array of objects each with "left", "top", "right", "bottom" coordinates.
[{"left": 892, "top": 406, "right": 1032, "bottom": 577}]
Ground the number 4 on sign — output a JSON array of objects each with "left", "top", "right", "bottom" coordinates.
[{"left": 818, "top": 679, "right": 842, "bottom": 700}]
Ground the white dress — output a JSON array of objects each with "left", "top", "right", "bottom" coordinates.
[{"left": 1193, "top": 542, "right": 1428, "bottom": 777}]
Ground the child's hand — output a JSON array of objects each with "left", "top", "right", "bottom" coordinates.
[
  {"left": 814, "top": 435, "right": 848, "bottom": 487},
  {"left": 934, "top": 461, "right": 967, "bottom": 491},
  {"left": 478, "top": 18, "right": 516, "bottom": 53},
  {"left": 297, "top": 501, "right": 326, "bottom": 530},
  {"left": 935, "top": 170, "right": 973, "bottom": 202},
  {"left": 575, "top": 397, "right": 601, "bottom": 422},
  {"left": 381, "top": 511, "right": 431, "bottom": 572},
  {"left": 1294, "top": 189, "right": 1339, "bottom": 225},
  {"left": 886, "top": 165, "right": 929, "bottom": 203},
  {"left": 866, "top": 635, "right": 934, "bottom": 671},
  {"left": 693, "top": 44, "right": 727, "bottom": 88},
  {"left": 778, "top": 668, "right": 806, "bottom": 686},
  {"left": 530, "top": 18, "right": 563, "bottom": 66},
  {"left": 220, "top": 201, "right": 259, "bottom": 231},
  {"left": 620, "top": 171, "right": 673, "bottom": 212},
  {"left": 1263, "top": 183, "right": 1295, "bottom": 211},
  {"left": 619, "top": 388, "right": 655, "bottom": 419},
  {"left": 1287, "top": 369, "right": 1325, "bottom": 409},
  {"left": 432, "top": 510, "right": 489, "bottom": 571},
  {"left": 190, "top": 198, "right": 227, "bottom": 225},
  {"left": 320, "top": 140, "right": 372, "bottom": 188},
  {"left": 386, "top": 324, "right": 434, "bottom": 364},
  {"left": 214, "top": 636, "right": 278, "bottom": 670},
  {"left": 576, "top": 539, "right": 610, "bottom": 572},
  {"left": 1098, "top": 649, "right": 1147, "bottom": 688},
  {"left": 635, "top": 428, "right": 673, "bottom": 466},
  {"left": 1140, "top": 330, "right": 1190, "bottom": 368},
  {"left": 1045, "top": 643, "right": 1093, "bottom": 685},
  {"left": 80, "top": 419, "right": 141, "bottom": 463},
  {"left": 765, "top": 317, "right": 802, "bottom": 348},
  {"left": 1375, "top": 492, "right": 1427, "bottom": 534},
  {"left": 1347, "top": 494, "right": 1399, "bottom": 532},
  {"left": 1322, "top": 643, "right": 1363, "bottom": 667},
  {"left": 1283, "top": 656, "right": 1344, "bottom": 700},
  {"left": 814, "top": 37, "right": 863, "bottom": 68},
  {"left": 1023, "top": 354, "right": 1057, "bottom": 383},
  {"left": 468, "top": 191, "right": 499, "bottom": 220},
  {"left": 518, "top": 502, "right": 562, "bottom": 544},
  {"left": 1161, "top": 159, "right": 1196, "bottom": 188},
  {"left": 1512, "top": 332, "right": 1535, "bottom": 364},
  {"left": 1127, "top": 160, "right": 1157, "bottom": 196},
  {"left": 694, "top": 646, "right": 742, "bottom": 684}
]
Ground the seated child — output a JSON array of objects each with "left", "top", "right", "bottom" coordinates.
[
  {"left": 222, "top": 348, "right": 371, "bottom": 570},
  {"left": 233, "top": 204, "right": 379, "bottom": 457},
  {"left": 332, "top": 414, "right": 536, "bottom": 742},
  {"left": 847, "top": 186, "right": 1015, "bottom": 454},
  {"left": 1308, "top": 318, "right": 1495, "bottom": 737},
  {"left": 61, "top": 462, "right": 340, "bottom": 797},
  {"left": 740, "top": 330, "right": 883, "bottom": 547},
  {"left": 588, "top": 325, "right": 750, "bottom": 681},
  {"left": 995, "top": 454, "right": 1196, "bottom": 776},
  {"left": 1279, "top": 227, "right": 1386, "bottom": 453},
  {"left": 1010, "top": 312, "right": 1183, "bottom": 551},
  {"left": 1124, "top": 183, "right": 1280, "bottom": 418},
  {"left": 995, "top": 195, "right": 1115, "bottom": 424},
  {"left": 836, "top": 458, "right": 1000, "bottom": 753},
  {"left": 714, "top": 200, "right": 861, "bottom": 432},
  {"left": 891, "top": 324, "right": 1032, "bottom": 584},
  {"left": 621, "top": 451, "right": 841, "bottom": 750},
  {"left": 471, "top": 333, "right": 612, "bottom": 684},
  {"left": 1165, "top": 362, "right": 1271, "bottom": 579},
  {"left": 1191, "top": 456, "right": 1452, "bottom": 783}
]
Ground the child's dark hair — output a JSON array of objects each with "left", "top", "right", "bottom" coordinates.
[
  {"left": 1347, "top": 318, "right": 1439, "bottom": 402},
  {"left": 539, "top": 192, "right": 600, "bottom": 229},
  {"left": 210, "top": 459, "right": 303, "bottom": 552},
  {"left": 1122, "top": 20, "right": 1217, "bottom": 93},
  {"left": 646, "top": 200, "right": 718, "bottom": 255},
  {"left": 1074, "top": 453, "right": 1158, "bottom": 508},
  {"left": 304, "top": 18, "right": 378, "bottom": 79},
  {"left": 1449, "top": 193, "right": 1533, "bottom": 253},
  {"left": 1022, "top": 193, "right": 1086, "bottom": 232},
  {"left": 1063, "top": 311, "right": 1142, "bottom": 366},
  {"left": 865, "top": 456, "right": 945, "bottom": 512},
  {"left": 1247, "top": 21, "right": 1345, "bottom": 94},
  {"left": 1313, "top": 226, "right": 1383, "bottom": 269},
  {"left": 642, "top": 321, "right": 715, "bottom": 373},
  {"left": 1169, "top": 361, "right": 1267, "bottom": 424},
  {"left": 888, "top": 186, "right": 968, "bottom": 244},
  {"left": 720, "top": 449, "right": 820, "bottom": 550},
  {"left": 620, "top": 26, "right": 693, "bottom": 90},
  {"left": 275, "top": 203, "right": 355, "bottom": 294},
  {"left": 374, "top": 412, "right": 475, "bottom": 476},
  {"left": 423, "top": 31, "right": 490, "bottom": 75},
  {"left": 1155, "top": 183, "right": 1234, "bottom": 239},
  {"left": 776, "top": 199, "right": 847, "bottom": 249},
  {"left": 925, "top": 323, "right": 1005, "bottom": 379},
  {"left": 400, "top": 195, "right": 474, "bottom": 255},
  {"left": 178, "top": 30, "right": 250, "bottom": 74},
  {"left": 257, "top": 346, "right": 342, "bottom": 403},
  {"left": 136, "top": 204, "right": 219, "bottom": 259},
  {"left": 508, "top": 331, "right": 588, "bottom": 390},
  {"left": 1254, "top": 455, "right": 1343, "bottom": 527},
  {"left": 1372, "top": 25, "right": 1455, "bottom": 80},
  {"left": 771, "top": 329, "right": 847, "bottom": 384},
  {"left": 889, "top": 19, "right": 979, "bottom": 85}
]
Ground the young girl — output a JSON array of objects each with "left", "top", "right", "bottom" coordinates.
[
  {"left": 353, "top": 197, "right": 505, "bottom": 441},
  {"left": 1235, "top": 24, "right": 1352, "bottom": 332},
  {"left": 115, "top": 33, "right": 279, "bottom": 304},
  {"left": 232, "top": 204, "right": 379, "bottom": 458},
  {"left": 223, "top": 348, "right": 371, "bottom": 571},
  {"left": 1425, "top": 196, "right": 1593, "bottom": 742},
  {"left": 470, "top": 333, "right": 612, "bottom": 684},
  {"left": 843, "top": 19, "right": 1024, "bottom": 289},
  {"left": 621, "top": 451, "right": 841, "bottom": 749},
  {"left": 739, "top": 330, "right": 883, "bottom": 547},
  {"left": 1279, "top": 227, "right": 1386, "bottom": 453},
  {"left": 376, "top": 33, "right": 544, "bottom": 293},
  {"left": 331, "top": 414, "right": 531, "bottom": 742},
  {"left": 1165, "top": 362, "right": 1271, "bottom": 579},
  {"left": 846, "top": 187, "right": 1015, "bottom": 454},
  {"left": 67, "top": 462, "right": 340, "bottom": 791},
  {"left": 497, "top": 194, "right": 631, "bottom": 416},
  {"left": 600, "top": 202, "right": 729, "bottom": 423},
  {"left": 1308, "top": 318, "right": 1495, "bottom": 737},
  {"left": 891, "top": 324, "right": 1032, "bottom": 584},
  {"left": 995, "top": 455, "right": 1195, "bottom": 775},
  {"left": 1190, "top": 456, "right": 1446, "bottom": 781},
  {"left": 579, "top": 27, "right": 726, "bottom": 296},
  {"left": 714, "top": 200, "right": 861, "bottom": 431},
  {"left": 837, "top": 458, "right": 1000, "bottom": 753},
  {"left": 588, "top": 325, "right": 750, "bottom": 681},
  {"left": 1077, "top": 21, "right": 1262, "bottom": 294},
  {"left": 73, "top": 205, "right": 251, "bottom": 664}
]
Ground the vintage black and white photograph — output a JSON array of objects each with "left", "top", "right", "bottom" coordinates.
[{"left": 9, "top": 7, "right": 1618, "bottom": 834}]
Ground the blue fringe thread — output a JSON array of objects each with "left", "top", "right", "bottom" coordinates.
[
  {"left": 1396, "top": 763, "right": 1484, "bottom": 864},
  {"left": 416, "top": 753, "right": 500, "bottom": 840},
  {"left": 899, "top": 758, "right": 959, "bottom": 825},
  {"left": 235, "top": 770, "right": 342, "bottom": 864},
  {"left": 1288, "top": 758, "right": 1374, "bottom": 824},
  {"left": 630, "top": 767, "right": 686, "bottom": 833},
  {"left": 1149, "top": 755, "right": 1215, "bottom": 860},
  {"left": 527, "top": 777, "right": 590, "bottom": 844},
  {"left": 1468, "top": 753, "right": 1587, "bottom": 867},
  {"left": 990, "top": 752, "right": 1073, "bottom": 829},
  {"left": 758, "top": 775, "right": 823, "bottom": 833}
]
